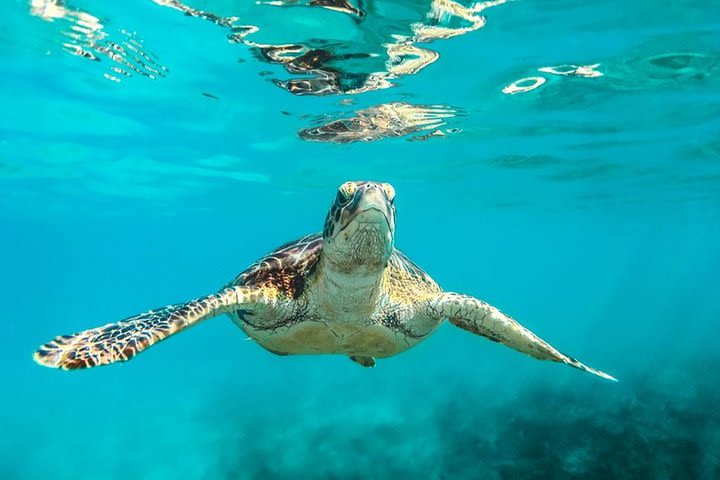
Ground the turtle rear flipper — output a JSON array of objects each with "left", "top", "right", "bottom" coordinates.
[
  {"left": 34, "top": 286, "right": 270, "bottom": 370},
  {"left": 349, "top": 355, "right": 376, "bottom": 367}
]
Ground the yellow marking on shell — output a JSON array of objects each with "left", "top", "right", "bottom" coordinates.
[
  {"left": 259, "top": 286, "right": 281, "bottom": 302},
  {"left": 382, "top": 264, "right": 440, "bottom": 305}
]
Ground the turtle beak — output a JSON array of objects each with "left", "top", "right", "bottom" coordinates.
[{"left": 344, "top": 184, "right": 393, "bottom": 230}]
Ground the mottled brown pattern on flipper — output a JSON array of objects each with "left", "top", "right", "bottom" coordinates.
[
  {"left": 228, "top": 233, "right": 323, "bottom": 299},
  {"left": 427, "top": 293, "right": 618, "bottom": 381},
  {"left": 33, "top": 288, "right": 257, "bottom": 370}
]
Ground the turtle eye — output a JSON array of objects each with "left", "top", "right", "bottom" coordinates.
[
  {"left": 337, "top": 182, "right": 356, "bottom": 203},
  {"left": 381, "top": 184, "right": 395, "bottom": 203},
  {"left": 344, "top": 182, "right": 357, "bottom": 196},
  {"left": 335, "top": 190, "right": 348, "bottom": 205}
]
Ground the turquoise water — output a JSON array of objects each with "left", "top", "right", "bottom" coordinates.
[{"left": 2, "top": 0, "right": 720, "bottom": 478}]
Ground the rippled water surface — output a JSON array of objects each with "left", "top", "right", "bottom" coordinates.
[{"left": 2, "top": 0, "right": 720, "bottom": 478}]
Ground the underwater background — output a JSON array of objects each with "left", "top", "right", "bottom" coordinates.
[{"left": 2, "top": 0, "right": 720, "bottom": 478}]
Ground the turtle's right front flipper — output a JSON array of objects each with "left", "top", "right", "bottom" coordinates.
[{"left": 33, "top": 286, "right": 273, "bottom": 370}]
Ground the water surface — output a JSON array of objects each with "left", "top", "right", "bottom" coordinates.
[{"left": 1, "top": 0, "right": 719, "bottom": 478}]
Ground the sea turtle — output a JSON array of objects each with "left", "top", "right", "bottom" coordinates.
[{"left": 34, "top": 181, "right": 616, "bottom": 381}]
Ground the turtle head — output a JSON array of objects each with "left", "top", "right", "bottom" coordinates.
[{"left": 321, "top": 181, "right": 396, "bottom": 272}]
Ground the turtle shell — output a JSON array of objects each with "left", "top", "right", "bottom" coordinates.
[{"left": 226, "top": 233, "right": 323, "bottom": 299}]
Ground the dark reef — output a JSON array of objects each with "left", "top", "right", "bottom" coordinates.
[{"left": 198, "top": 359, "right": 720, "bottom": 480}]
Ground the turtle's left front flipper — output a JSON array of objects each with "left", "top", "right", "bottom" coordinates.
[
  {"left": 427, "top": 292, "right": 617, "bottom": 381},
  {"left": 34, "top": 286, "right": 272, "bottom": 370}
]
